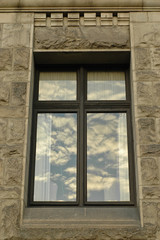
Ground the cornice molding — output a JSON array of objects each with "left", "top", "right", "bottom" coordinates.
[{"left": 0, "top": 0, "right": 160, "bottom": 12}]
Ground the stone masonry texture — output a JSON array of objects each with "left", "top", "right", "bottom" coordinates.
[
  {"left": 0, "top": 10, "right": 160, "bottom": 240},
  {"left": 34, "top": 26, "right": 130, "bottom": 49}
]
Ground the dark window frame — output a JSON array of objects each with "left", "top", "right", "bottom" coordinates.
[{"left": 28, "top": 64, "right": 136, "bottom": 207}]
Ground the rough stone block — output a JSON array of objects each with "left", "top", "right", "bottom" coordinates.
[
  {"left": 134, "top": 48, "right": 151, "bottom": 70},
  {"left": 1, "top": 147, "right": 23, "bottom": 186},
  {"left": 135, "top": 70, "right": 160, "bottom": 82},
  {"left": 143, "top": 186, "right": 160, "bottom": 199},
  {"left": 151, "top": 48, "right": 160, "bottom": 69},
  {"left": 137, "top": 82, "right": 152, "bottom": 105},
  {"left": 34, "top": 26, "right": 130, "bottom": 49},
  {"left": 1, "top": 145, "right": 23, "bottom": 159},
  {"left": 130, "top": 12, "right": 148, "bottom": 22},
  {"left": 0, "top": 82, "right": 10, "bottom": 105},
  {"left": 4, "top": 168, "right": 22, "bottom": 186},
  {"left": 137, "top": 105, "right": 160, "bottom": 118},
  {"left": 138, "top": 118, "right": 156, "bottom": 143},
  {"left": 133, "top": 23, "right": 160, "bottom": 48},
  {"left": 141, "top": 158, "right": 159, "bottom": 185},
  {"left": 0, "top": 24, "right": 2, "bottom": 47},
  {"left": 6, "top": 157, "right": 22, "bottom": 170},
  {"left": 11, "top": 82, "right": 27, "bottom": 106},
  {"left": 7, "top": 119, "right": 25, "bottom": 144},
  {"left": 0, "top": 71, "right": 29, "bottom": 82},
  {"left": 0, "top": 106, "right": 25, "bottom": 118},
  {"left": 0, "top": 200, "right": 3, "bottom": 238},
  {"left": 143, "top": 202, "right": 158, "bottom": 225},
  {"left": 140, "top": 145, "right": 160, "bottom": 157},
  {"left": 1, "top": 200, "right": 20, "bottom": 238},
  {"left": 158, "top": 211, "right": 160, "bottom": 228},
  {"left": 0, "top": 119, "right": 7, "bottom": 143},
  {"left": 156, "top": 231, "right": 160, "bottom": 240},
  {"left": 0, "top": 186, "right": 21, "bottom": 199},
  {"left": 0, "top": 48, "right": 12, "bottom": 71},
  {"left": 13, "top": 48, "right": 30, "bottom": 71},
  {"left": 156, "top": 119, "right": 160, "bottom": 144},
  {"left": 2, "top": 24, "right": 31, "bottom": 48},
  {"left": 0, "top": 159, "right": 3, "bottom": 185},
  {"left": 153, "top": 82, "right": 160, "bottom": 106}
]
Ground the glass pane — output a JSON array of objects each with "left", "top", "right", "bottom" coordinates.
[
  {"left": 34, "top": 113, "right": 77, "bottom": 202},
  {"left": 87, "top": 72, "right": 126, "bottom": 100},
  {"left": 39, "top": 72, "right": 76, "bottom": 100},
  {"left": 87, "top": 113, "right": 130, "bottom": 202}
]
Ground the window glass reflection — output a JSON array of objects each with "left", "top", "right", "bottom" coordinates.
[
  {"left": 34, "top": 113, "right": 77, "bottom": 202},
  {"left": 87, "top": 113, "right": 130, "bottom": 202},
  {"left": 39, "top": 72, "right": 76, "bottom": 100},
  {"left": 87, "top": 72, "right": 126, "bottom": 100}
]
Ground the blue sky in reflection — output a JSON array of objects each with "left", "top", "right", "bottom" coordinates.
[
  {"left": 87, "top": 113, "right": 130, "bottom": 201},
  {"left": 87, "top": 71, "right": 126, "bottom": 100},
  {"left": 34, "top": 113, "right": 77, "bottom": 201},
  {"left": 39, "top": 72, "right": 76, "bottom": 100}
]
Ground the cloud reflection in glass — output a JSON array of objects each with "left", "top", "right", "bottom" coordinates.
[
  {"left": 87, "top": 113, "right": 130, "bottom": 202},
  {"left": 34, "top": 113, "right": 77, "bottom": 202},
  {"left": 39, "top": 72, "right": 76, "bottom": 100},
  {"left": 87, "top": 71, "right": 126, "bottom": 100}
]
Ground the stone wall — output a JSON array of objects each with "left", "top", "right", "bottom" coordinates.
[
  {"left": 130, "top": 12, "right": 160, "bottom": 232},
  {"left": 0, "top": 10, "right": 160, "bottom": 240},
  {"left": 0, "top": 13, "right": 34, "bottom": 240}
]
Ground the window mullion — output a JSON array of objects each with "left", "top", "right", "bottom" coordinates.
[{"left": 78, "top": 67, "right": 86, "bottom": 206}]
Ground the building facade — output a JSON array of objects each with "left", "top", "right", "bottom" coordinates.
[{"left": 0, "top": 0, "right": 160, "bottom": 239}]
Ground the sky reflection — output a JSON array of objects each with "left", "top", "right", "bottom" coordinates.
[
  {"left": 87, "top": 71, "right": 126, "bottom": 100},
  {"left": 87, "top": 113, "right": 130, "bottom": 202},
  {"left": 39, "top": 72, "right": 76, "bottom": 100},
  {"left": 34, "top": 113, "right": 77, "bottom": 202}
]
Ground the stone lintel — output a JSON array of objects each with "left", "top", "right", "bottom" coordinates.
[{"left": 34, "top": 26, "right": 130, "bottom": 50}]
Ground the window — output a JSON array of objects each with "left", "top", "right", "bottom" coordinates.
[{"left": 28, "top": 65, "right": 135, "bottom": 206}]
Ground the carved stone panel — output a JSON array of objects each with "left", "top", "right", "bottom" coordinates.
[{"left": 34, "top": 26, "right": 130, "bottom": 49}]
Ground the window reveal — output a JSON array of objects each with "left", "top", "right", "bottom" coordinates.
[{"left": 29, "top": 65, "right": 135, "bottom": 206}]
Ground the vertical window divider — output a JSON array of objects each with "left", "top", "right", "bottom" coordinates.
[
  {"left": 79, "top": 67, "right": 85, "bottom": 206},
  {"left": 83, "top": 68, "right": 88, "bottom": 205}
]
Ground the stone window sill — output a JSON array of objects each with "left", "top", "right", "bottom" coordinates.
[{"left": 22, "top": 206, "right": 140, "bottom": 228}]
